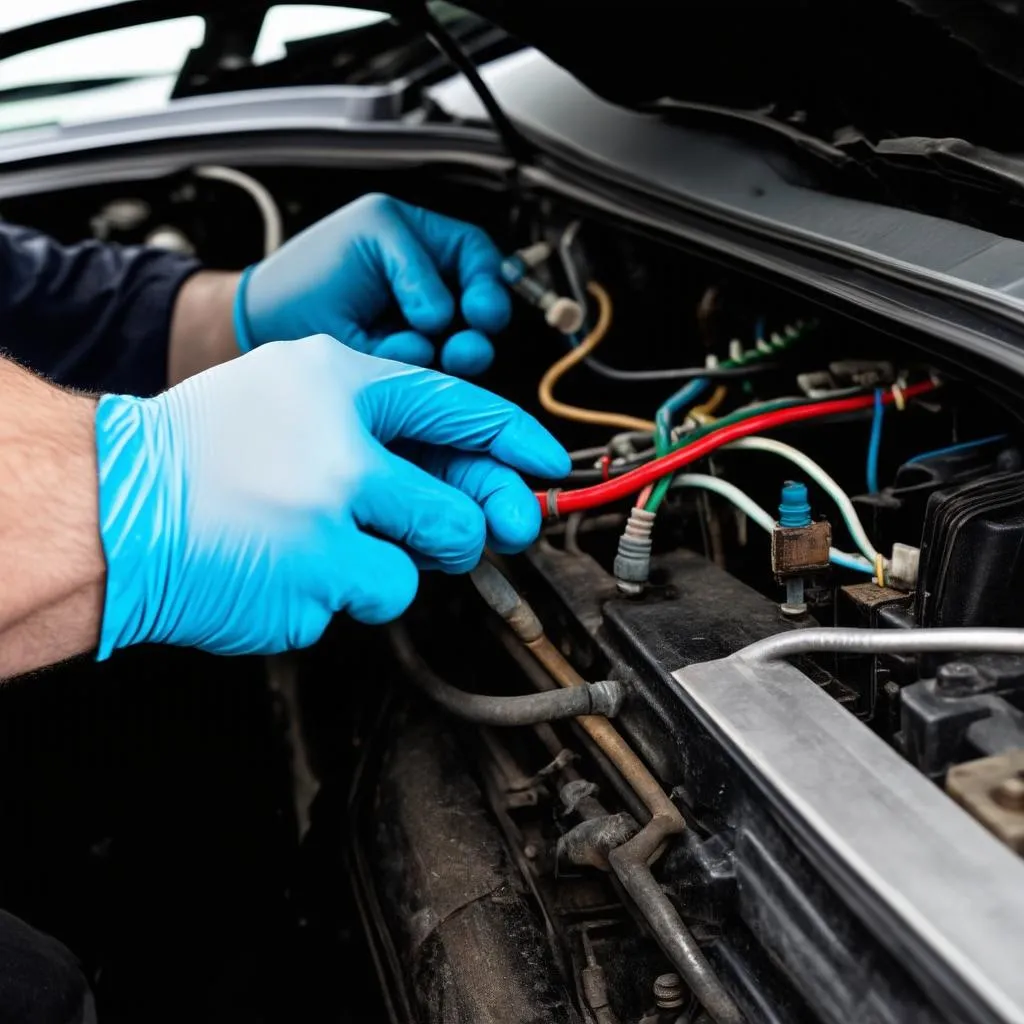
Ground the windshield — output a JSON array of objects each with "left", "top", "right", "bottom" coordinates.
[{"left": 0, "top": 3, "right": 391, "bottom": 134}]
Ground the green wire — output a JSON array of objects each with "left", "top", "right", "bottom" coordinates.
[
  {"left": 645, "top": 397, "right": 808, "bottom": 513},
  {"left": 644, "top": 320, "right": 814, "bottom": 514}
]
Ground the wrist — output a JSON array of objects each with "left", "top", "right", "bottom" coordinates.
[
  {"left": 94, "top": 392, "right": 180, "bottom": 658},
  {"left": 168, "top": 269, "right": 245, "bottom": 385},
  {"left": 232, "top": 264, "right": 259, "bottom": 353}
]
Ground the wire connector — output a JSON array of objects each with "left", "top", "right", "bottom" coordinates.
[
  {"left": 614, "top": 508, "right": 656, "bottom": 594},
  {"left": 500, "top": 254, "right": 584, "bottom": 335}
]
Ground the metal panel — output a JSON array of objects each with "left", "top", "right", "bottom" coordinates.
[{"left": 672, "top": 655, "right": 1024, "bottom": 1024}]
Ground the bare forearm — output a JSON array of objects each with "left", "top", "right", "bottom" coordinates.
[
  {"left": 0, "top": 359, "right": 105, "bottom": 677},
  {"left": 168, "top": 270, "right": 241, "bottom": 385}
]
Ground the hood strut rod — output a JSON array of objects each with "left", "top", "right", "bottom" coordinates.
[{"left": 408, "top": 2, "right": 533, "bottom": 174}]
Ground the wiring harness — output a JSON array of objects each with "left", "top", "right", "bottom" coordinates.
[{"left": 506, "top": 234, "right": 951, "bottom": 595}]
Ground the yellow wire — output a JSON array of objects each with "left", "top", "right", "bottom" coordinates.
[
  {"left": 689, "top": 385, "right": 728, "bottom": 425},
  {"left": 538, "top": 281, "right": 657, "bottom": 434}
]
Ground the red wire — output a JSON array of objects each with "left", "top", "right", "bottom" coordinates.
[{"left": 538, "top": 381, "right": 937, "bottom": 517}]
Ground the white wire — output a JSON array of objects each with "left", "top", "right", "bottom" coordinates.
[
  {"left": 670, "top": 473, "right": 873, "bottom": 573},
  {"left": 723, "top": 436, "right": 880, "bottom": 564},
  {"left": 673, "top": 474, "right": 775, "bottom": 532},
  {"left": 194, "top": 165, "right": 284, "bottom": 257}
]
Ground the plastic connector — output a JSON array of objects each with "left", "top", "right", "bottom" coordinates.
[
  {"left": 889, "top": 542, "right": 920, "bottom": 591},
  {"left": 499, "top": 251, "right": 584, "bottom": 335},
  {"left": 516, "top": 241, "right": 552, "bottom": 268},
  {"left": 544, "top": 295, "right": 585, "bottom": 334},
  {"left": 614, "top": 507, "right": 656, "bottom": 594},
  {"left": 778, "top": 480, "right": 812, "bottom": 528}
]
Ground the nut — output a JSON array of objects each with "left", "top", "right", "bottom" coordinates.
[{"left": 653, "top": 972, "right": 684, "bottom": 1009}]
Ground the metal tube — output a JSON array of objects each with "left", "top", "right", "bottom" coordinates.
[
  {"left": 469, "top": 561, "right": 745, "bottom": 1024},
  {"left": 608, "top": 846, "right": 745, "bottom": 1024},
  {"left": 389, "top": 623, "right": 624, "bottom": 725},
  {"left": 737, "top": 626, "right": 1024, "bottom": 664}
]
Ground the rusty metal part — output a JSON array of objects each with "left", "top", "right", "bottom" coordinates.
[
  {"left": 469, "top": 560, "right": 746, "bottom": 1024},
  {"left": 654, "top": 972, "right": 686, "bottom": 1010},
  {"left": 771, "top": 519, "right": 832, "bottom": 579},
  {"left": 557, "top": 814, "right": 639, "bottom": 872},
  {"left": 946, "top": 749, "right": 1024, "bottom": 854},
  {"left": 581, "top": 931, "right": 622, "bottom": 1024},
  {"left": 840, "top": 581, "right": 911, "bottom": 609},
  {"left": 367, "top": 711, "right": 577, "bottom": 1022}
]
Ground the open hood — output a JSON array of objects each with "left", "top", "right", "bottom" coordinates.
[
  {"left": 8, "top": 0, "right": 1024, "bottom": 151},
  {"left": 450, "top": 0, "right": 1024, "bottom": 152}
]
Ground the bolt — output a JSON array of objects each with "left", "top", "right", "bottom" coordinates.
[
  {"left": 653, "top": 973, "right": 685, "bottom": 1010},
  {"left": 992, "top": 776, "right": 1024, "bottom": 812},
  {"left": 935, "top": 661, "right": 982, "bottom": 696},
  {"left": 883, "top": 681, "right": 900, "bottom": 700},
  {"left": 523, "top": 843, "right": 539, "bottom": 860},
  {"left": 781, "top": 577, "right": 806, "bottom": 617}
]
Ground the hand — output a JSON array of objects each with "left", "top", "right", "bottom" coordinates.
[
  {"left": 233, "top": 193, "right": 511, "bottom": 376},
  {"left": 94, "top": 336, "right": 569, "bottom": 658}
]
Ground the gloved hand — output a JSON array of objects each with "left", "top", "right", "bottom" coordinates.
[
  {"left": 233, "top": 193, "right": 511, "bottom": 376},
  {"left": 94, "top": 335, "right": 569, "bottom": 658}
]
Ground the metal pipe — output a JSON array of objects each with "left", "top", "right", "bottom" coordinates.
[
  {"left": 469, "top": 561, "right": 745, "bottom": 1024},
  {"left": 389, "top": 623, "right": 624, "bottom": 726},
  {"left": 736, "top": 626, "right": 1024, "bottom": 664},
  {"left": 470, "top": 562, "right": 676, "bottom": 825}
]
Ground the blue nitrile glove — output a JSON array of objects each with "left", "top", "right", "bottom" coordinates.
[
  {"left": 94, "top": 335, "right": 569, "bottom": 659},
  {"left": 233, "top": 193, "right": 511, "bottom": 377}
]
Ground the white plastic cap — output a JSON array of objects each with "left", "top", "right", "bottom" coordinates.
[{"left": 544, "top": 297, "right": 585, "bottom": 335}]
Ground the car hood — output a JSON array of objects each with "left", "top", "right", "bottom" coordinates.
[
  {"left": 450, "top": 0, "right": 1024, "bottom": 151},
  {"left": 9, "top": 0, "right": 1024, "bottom": 150}
]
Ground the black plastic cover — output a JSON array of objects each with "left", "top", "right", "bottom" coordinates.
[{"left": 916, "top": 471, "right": 1024, "bottom": 627}]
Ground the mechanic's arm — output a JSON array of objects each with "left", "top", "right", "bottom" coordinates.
[
  {"left": 0, "top": 195, "right": 507, "bottom": 393},
  {"left": 0, "top": 339, "right": 569, "bottom": 680},
  {"left": 0, "top": 223, "right": 203, "bottom": 395},
  {"left": 0, "top": 358, "right": 104, "bottom": 677}
]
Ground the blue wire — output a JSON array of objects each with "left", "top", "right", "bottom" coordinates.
[
  {"left": 905, "top": 433, "right": 1008, "bottom": 465},
  {"left": 830, "top": 551, "right": 875, "bottom": 575},
  {"left": 655, "top": 378, "right": 710, "bottom": 447},
  {"left": 866, "top": 387, "right": 884, "bottom": 493}
]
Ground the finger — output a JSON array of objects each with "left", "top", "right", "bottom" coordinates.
[
  {"left": 364, "top": 196, "right": 455, "bottom": 334},
  {"left": 352, "top": 443, "right": 488, "bottom": 572},
  {"left": 439, "top": 329, "right": 494, "bottom": 377},
  {"left": 372, "top": 330, "right": 435, "bottom": 367},
  {"left": 358, "top": 370, "right": 571, "bottom": 480},
  {"left": 396, "top": 199, "right": 511, "bottom": 333},
  {"left": 283, "top": 605, "right": 336, "bottom": 652},
  {"left": 315, "top": 312, "right": 376, "bottom": 354},
  {"left": 416, "top": 450, "right": 542, "bottom": 554},
  {"left": 339, "top": 531, "right": 419, "bottom": 624}
]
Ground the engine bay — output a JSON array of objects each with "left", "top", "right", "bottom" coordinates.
[{"left": 4, "top": 160, "right": 1024, "bottom": 1024}]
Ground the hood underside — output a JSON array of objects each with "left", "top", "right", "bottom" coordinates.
[
  {"left": 8, "top": 0, "right": 1024, "bottom": 151},
  {"left": 452, "top": 0, "right": 1024, "bottom": 151}
]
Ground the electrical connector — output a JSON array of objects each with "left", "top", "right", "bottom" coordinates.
[
  {"left": 613, "top": 507, "right": 656, "bottom": 594},
  {"left": 500, "top": 249, "right": 585, "bottom": 335},
  {"left": 889, "top": 543, "right": 920, "bottom": 591},
  {"left": 772, "top": 480, "right": 831, "bottom": 617}
]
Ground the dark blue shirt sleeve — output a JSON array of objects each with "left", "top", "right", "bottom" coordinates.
[{"left": 0, "top": 222, "right": 203, "bottom": 397}]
